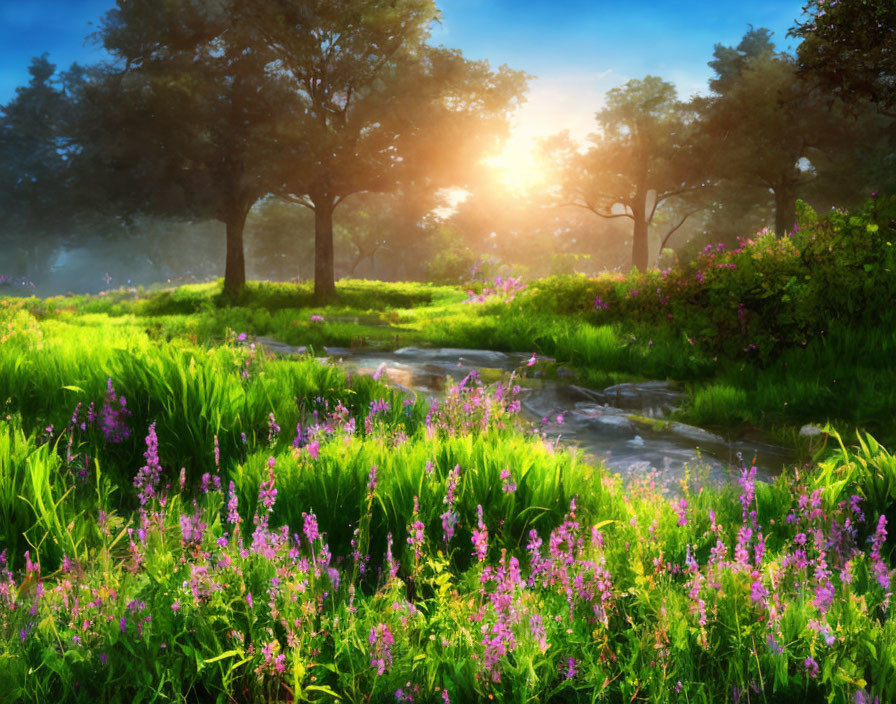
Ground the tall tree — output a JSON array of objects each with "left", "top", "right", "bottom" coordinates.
[
  {"left": 698, "top": 28, "right": 845, "bottom": 237},
  {"left": 86, "top": 0, "right": 290, "bottom": 295},
  {"left": 791, "top": 0, "right": 896, "bottom": 118},
  {"left": 0, "top": 55, "right": 77, "bottom": 277},
  {"left": 245, "top": 0, "right": 527, "bottom": 302},
  {"left": 548, "top": 76, "right": 708, "bottom": 271}
]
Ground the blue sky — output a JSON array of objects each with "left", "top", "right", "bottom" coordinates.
[{"left": 1, "top": 0, "right": 806, "bottom": 144}]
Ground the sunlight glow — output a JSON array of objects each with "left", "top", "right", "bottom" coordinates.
[{"left": 483, "top": 136, "right": 549, "bottom": 195}]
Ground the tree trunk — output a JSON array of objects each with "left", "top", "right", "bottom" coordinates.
[
  {"left": 631, "top": 200, "right": 649, "bottom": 272},
  {"left": 223, "top": 201, "right": 249, "bottom": 296},
  {"left": 314, "top": 197, "right": 337, "bottom": 303},
  {"left": 774, "top": 184, "right": 797, "bottom": 238}
]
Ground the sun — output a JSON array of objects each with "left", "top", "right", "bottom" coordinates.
[{"left": 482, "top": 136, "right": 549, "bottom": 195}]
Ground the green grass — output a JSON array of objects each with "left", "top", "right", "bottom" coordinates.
[
  {"left": 8, "top": 271, "right": 896, "bottom": 445},
  {"left": 0, "top": 294, "right": 894, "bottom": 703}
]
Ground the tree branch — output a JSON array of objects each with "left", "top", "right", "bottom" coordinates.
[
  {"left": 282, "top": 193, "right": 315, "bottom": 210},
  {"left": 561, "top": 201, "right": 633, "bottom": 220},
  {"left": 659, "top": 206, "right": 705, "bottom": 252}
]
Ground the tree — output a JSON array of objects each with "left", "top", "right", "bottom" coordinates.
[
  {"left": 245, "top": 0, "right": 527, "bottom": 301},
  {"left": 548, "top": 76, "right": 708, "bottom": 271},
  {"left": 791, "top": 0, "right": 896, "bottom": 117},
  {"left": 335, "top": 189, "right": 439, "bottom": 278},
  {"left": 698, "top": 28, "right": 846, "bottom": 237},
  {"left": 0, "top": 55, "right": 78, "bottom": 277},
  {"left": 87, "top": 0, "right": 291, "bottom": 295}
]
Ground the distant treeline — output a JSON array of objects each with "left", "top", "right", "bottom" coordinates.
[{"left": 0, "top": 0, "right": 893, "bottom": 297}]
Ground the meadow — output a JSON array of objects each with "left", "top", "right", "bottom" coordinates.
[{"left": 1, "top": 198, "right": 895, "bottom": 703}]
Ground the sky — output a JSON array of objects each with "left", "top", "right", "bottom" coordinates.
[{"left": 0, "top": 0, "right": 807, "bottom": 179}]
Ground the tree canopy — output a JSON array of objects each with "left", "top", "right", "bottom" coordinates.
[
  {"left": 244, "top": 0, "right": 528, "bottom": 301},
  {"left": 792, "top": 0, "right": 896, "bottom": 117},
  {"left": 87, "top": 0, "right": 294, "bottom": 295},
  {"left": 0, "top": 55, "right": 80, "bottom": 277},
  {"left": 549, "top": 76, "right": 708, "bottom": 271},
  {"left": 699, "top": 29, "right": 845, "bottom": 237}
]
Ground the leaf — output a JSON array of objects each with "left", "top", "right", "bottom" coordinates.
[
  {"left": 303, "top": 685, "right": 342, "bottom": 700},
  {"left": 204, "top": 649, "right": 241, "bottom": 663},
  {"left": 864, "top": 640, "right": 877, "bottom": 660},
  {"left": 62, "top": 385, "right": 85, "bottom": 393}
]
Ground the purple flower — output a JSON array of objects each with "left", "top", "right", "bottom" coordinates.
[
  {"left": 407, "top": 496, "right": 425, "bottom": 561},
  {"left": 99, "top": 379, "right": 131, "bottom": 443},
  {"left": 855, "top": 689, "right": 880, "bottom": 704},
  {"left": 529, "top": 614, "right": 548, "bottom": 652},
  {"left": 870, "top": 515, "right": 891, "bottom": 589},
  {"left": 500, "top": 468, "right": 517, "bottom": 494},
  {"left": 179, "top": 504, "right": 207, "bottom": 544},
  {"left": 303, "top": 512, "right": 320, "bottom": 543},
  {"left": 440, "top": 466, "right": 461, "bottom": 544},
  {"left": 267, "top": 413, "right": 280, "bottom": 441},
  {"left": 750, "top": 579, "right": 768, "bottom": 602},
  {"left": 849, "top": 495, "right": 865, "bottom": 522},
  {"left": 226, "top": 481, "right": 241, "bottom": 525},
  {"left": 369, "top": 623, "right": 394, "bottom": 675},
  {"left": 472, "top": 505, "right": 488, "bottom": 561},
  {"left": 386, "top": 533, "right": 398, "bottom": 579},
  {"left": 133, "top": 423, "right": 162, "bottom": 506},
  {"left": 310, "top": 314, "right": 324, "bottom": 323},
  {"left": 804, "top": 656, "right": 819, "bottom": 678},
  {"left": 258, "top": 467, "right": 278, "bottom": 511}
]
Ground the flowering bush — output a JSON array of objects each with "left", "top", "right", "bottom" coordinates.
[
  {"left": 0, "top": 299, "right": 43, "bottom": 349},
  {"left": 465, "top": 276, "right": 527, "bottom": 303},
  {"left": 519, "top": 196, "right": 896, "bottom": 362}
]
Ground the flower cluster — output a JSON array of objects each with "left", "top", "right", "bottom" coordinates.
[{"left": 465, "top": 276, "right": 526, "bottom": 304}]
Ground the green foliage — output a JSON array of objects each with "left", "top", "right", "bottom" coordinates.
[
  {"left": 1, "top": 271, "right": 896, "bottom": 703},
  {"left": 814, "top": 428, "right": 896, "bottom": 538},
  {"left": 687, "top": 384, "right": 749, "bottom": 427},
  {"left": 792, "top": 0, "right": 896, "bottom": 114},
  {"left": 522, "top": 197, "right": 896, "bottom": 361}
]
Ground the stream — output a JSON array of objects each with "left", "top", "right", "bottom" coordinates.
[{"left": 256, "top": 338, "right": 794, "bottom": 487}]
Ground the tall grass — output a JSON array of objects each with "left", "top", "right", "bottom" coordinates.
[
  {"left": 233, "top": 432, "right": 604, "bottom": 573},
  {"left": 0, "top": 417, "right": 115, "bottom": 569},
  {"left": 0, "top": 318, "right": 416, "bottom": 493}
]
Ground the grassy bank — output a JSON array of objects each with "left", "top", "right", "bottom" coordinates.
[{"left": 7, "top": 273, "right": 895, "bottom": 446}]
